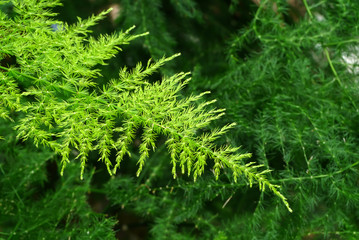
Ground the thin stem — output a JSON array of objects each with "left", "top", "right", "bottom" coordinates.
[
  {"left": 324, "top": 48, "right": 342, "bottom": 86},
  {"left": 276, "top": 160, "right": 359, "bottom": 183},
  {"left": 0, "top": 65, "right": 76, "bottom": 94},
  {"left": 324, "top": 48, "right": 358, "bottom": 111},
  {"left": 252, "top": 0, "right": 268, "bottom": 39},
  {"left": 325, "top": 38, "right": 359, "bottom": 47},
  {"left": 0, "top": 65, "right": 38, "bottom": 82},
  {"left": 303, "top": 0, "right": 313, "bottom": 19}
]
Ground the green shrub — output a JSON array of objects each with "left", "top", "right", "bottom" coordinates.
[{"left": 1, "top": 0, "right": 359, "bottom": 239}]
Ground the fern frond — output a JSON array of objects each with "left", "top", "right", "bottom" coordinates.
[{"left": 0, "top": 0, "right": 291, "bottom": 211}]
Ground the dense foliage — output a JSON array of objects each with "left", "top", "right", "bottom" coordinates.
[{"left": 1, "top": 0, "right": 359, "bottom": 239}]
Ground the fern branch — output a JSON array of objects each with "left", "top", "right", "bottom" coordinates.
[{"left": 0, "top": 0, "right": 291, "bottom": 212}]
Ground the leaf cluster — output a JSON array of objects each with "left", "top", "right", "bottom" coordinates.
[
  {"left": 0, "top": 2, "right": 292, "bottom": 237},
  {"left": 3, "top": 0, "right": 359, "bottom": 239},
  {"left": 114, "top": 0, "right": 359, "bottom": 238}
]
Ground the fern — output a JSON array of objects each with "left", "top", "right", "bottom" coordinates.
[
  {"left": 117, "top": 0, "right": 359, "bottom": 238},
  {"left": 2, "top": 0, "right": 359, "bottom": 239},
  {"left": 0, "top": 0, "right": 291, "bottom": 213}
]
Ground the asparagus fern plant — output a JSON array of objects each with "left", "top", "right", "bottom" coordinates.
[
  {"left": 1, "top": 0, "right": 291, "bottom": 220},
  {"left": 2, "top": 0, "right": 359, "bottom": 239},
  {"left": 114, "top": 0, "right": 359, "bottom": 239}
]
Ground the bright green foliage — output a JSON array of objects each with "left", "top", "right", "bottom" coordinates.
[
  {"left": 2, "top": 0, "right": 359, "bottom": 239},
  {"left": 0, "top": 0, "right": 290, "bottom": 205},
  {"left": 115, "top": 0, "right": 359, "bottom": 239},
  {"left": 0, "top": 1, "right": 293, "bottom": 237}
]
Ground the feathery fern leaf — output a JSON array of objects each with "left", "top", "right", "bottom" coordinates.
[{"left": 0, "top": 0, "right": 291, "bottom": 211}]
